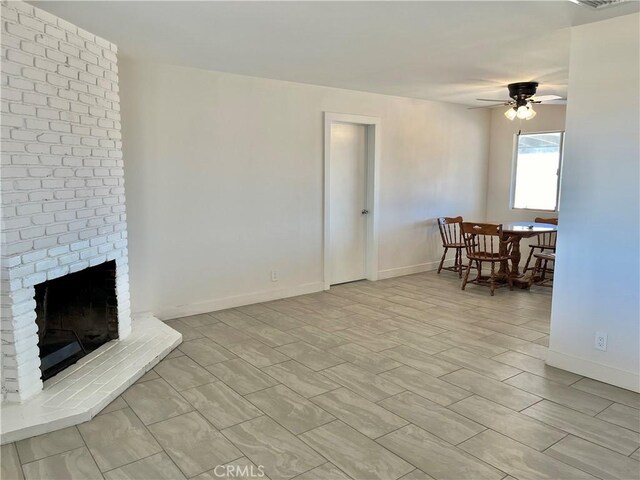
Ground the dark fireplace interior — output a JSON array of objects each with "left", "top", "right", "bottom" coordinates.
[{"left": 35, "top": 260, "right": 118, "bottom": 381}]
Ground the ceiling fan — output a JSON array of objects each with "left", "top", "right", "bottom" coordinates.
[{"left": 473, "top": 82, "right": 564, "bottom": 120}]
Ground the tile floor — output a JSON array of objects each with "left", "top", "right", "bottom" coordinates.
[{"left": 1, "top": 271, "right": 639, "bottom": 480}]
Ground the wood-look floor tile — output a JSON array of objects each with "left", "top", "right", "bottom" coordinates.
[
  {"left": 263, "top": 360, "right": 339, "bottom": 397},
  {"left": 440, "top": 369, "right": 541, "bottom": 411},
  {"left": 336, "top": 328, "right": 400, "bottom": 352},
  {"left": 121, "top": 378, "right": 193, "bottom": 425},
  {"left": 78, "top": 408, "right": 162, "bottom": 471},
  {"left": 206, "top": 358, "right": 278, "bottom": 395},
  {"left": 505, "top": 372, "right": 612, "bottom": 416},
  {"left": 596, "top": 402, "right": 640, "bottom": 432},
  {"left": 225, "top": 339, "right": 289, "bottom": 367},
  {"left": 103, "top": 452, "right": 186, "bottom": 480},
  {"left": 181, "top": 381, "right": 262, "bottom": 429},
  {"left": 448, "top": 395, "right": 566, "bottom": 451},
  {"left": 571, "top": 378, "right": 640, "bottom": 409},
  {"left": 436, "top": 348, "right": 521, "bottom": 381},
  {"left": 378, "top": 424, "right": 504, "bottom": 480},
  {"left": 491, "top": 351, "right": 581, "bottom": 385},
  {"left": 149, "top": 412, "right": 242, "bottom": 477},
  {"left": 164, "top": 319, "right": 203, "bottom": 341},
  {"left": 21, "top": 447, "right": 102, "bottom": 480},
  {"left": 1, "top": 444, "right": 24, "bottom": 480},
  {"left": 176, "top": 313, "right": 218, "bottom": 328},
  {"left": 379, "top": 366, "right": 470, "bottom": 406},
  {"left": 327, "top": 343, "right": 401, "bottom": 373},
  {"left": 459, "top": 429, "right": 595, "bottom": 480},
  {"left": 379, "top": 345, "right": 461, "bottom": 377},
  {"left": 432, "top": 331, "right": 508, "bottom": 358},
  {"left": 473, "top": 321, "right": 546, "bottom": 341},
  {"left": 379, "top": 391, "right": 484, "bottom": 445},
  {"left": 631, "top": 448, "right": 640, "bottom": 461},
  {"left": 312, "top": 387, "right": 407, "bottom": 438},
  {"left": 399, "top": 469, "right": 436, "bottom": 480},
  {"left": 288, "top": 326, "right": 349, "bottom": 350},
  {"left": 223, "top": 416, "right": 324, "bottom": 480},
  {"left": 178, "top": 337, "right": 236, "bottom": 366},
  {"left": 209, "top": 309, "right": 265, "bottom": 329},
  {"left": 300, "top": 420, "right": 413, "bottom": 480},
  {"left": 276, "top": 341, "right": 344, "bottom": 371},
  {"left": 295, "top": 462, "right": 350, "bottom": 480},
  {"left": 154, "top": 356, "right": 217, "bottom": 391},
  {"left": 243, "top": 324, "right": 297, "bottom": 347},
  {"left": 16, "top": 426, "right": 84, "bottom": 464},
  {"left": 522, "top": 400, "right": 640, "bottom": 455},
  {"left": 98, "top": 397, "right": 129, "bottom": 416},
  {"left": 246, "top": 385, "right": 334, "bottom": 434},
  {"left": 134, "top": 370, "right": 160, "bottom": 384},
  {"left": 196, "top": 324, "right": 252, "bottom": 345},
  {"left": 481, "top": 333, "right": 530, "bottom": 350},
  {"left": 321, "top": 363, "right": 404, "bottom": 402},
  {"left": 545, "top": 435, "right": 640, "bottom": 480},
  {"left": 164, "top": 349, "right": 185, "bottom": 359},
  {"left": 382, "top": 329, "right": 450, "bottom": 355}
]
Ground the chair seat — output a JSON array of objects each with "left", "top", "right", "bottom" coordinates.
[
  {"left": 443, "top": 243, "right": 465, "bottom": 248},
  {"left": 530, "top": 244, "right": 556, "bottom": 250},
  {"left": 468, "top": 252, "right": 511, "bottom": 261},
  {"left": 534, "top": 252, "right": 555, "bottom": 261}
]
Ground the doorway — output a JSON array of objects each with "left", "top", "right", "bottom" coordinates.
[{"left": 324, "top": 113, "right": 380, "bottom": 289}]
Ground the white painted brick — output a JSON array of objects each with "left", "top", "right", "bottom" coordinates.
[{"left": 2, "top": 1, "right": 128, "bottom": 403}]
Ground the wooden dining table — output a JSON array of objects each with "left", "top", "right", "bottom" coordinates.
[{"left": 498, "top": 221, "right": 558, "bottom": 287}]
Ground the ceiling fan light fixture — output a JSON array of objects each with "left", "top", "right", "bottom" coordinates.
[{"left": 504, "top": 108, "right": 517, "bottom": 120}]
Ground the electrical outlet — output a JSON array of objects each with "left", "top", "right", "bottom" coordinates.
[
  {"left": 271, "top": 270, "right": 279, "bottom": 282},
  {"left": 595, "top": 332, "right": 607, "bottom": 351}
]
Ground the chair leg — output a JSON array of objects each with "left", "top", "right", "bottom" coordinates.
[
  {"left": 457, "top": 248, "right": 464, "bottom": 278},
  {"left": 437, "top": 247, "right": 448, "bottom": 274},
  {"left": 541, "top": 259, "right": 548, "bottom": 282},
  {"left": 530, "top": 257, "right": 542, "bottom": 287},
  {"left": 490, "top": 262, "right": 496, "bottom": 296},
  {"left": 523, "top": 247, "right": 536, "bottom": 272},
  {"left": 461, "top": 259, "right": 472, "bottom": 290}
]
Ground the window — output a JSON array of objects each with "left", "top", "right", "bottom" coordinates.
[{"left": 511, "top": 131, "right": 564, "bottom": 211}]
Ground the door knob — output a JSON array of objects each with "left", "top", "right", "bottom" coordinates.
[{"left": 361, "top": 209, "right": 369, "bottom": 215}]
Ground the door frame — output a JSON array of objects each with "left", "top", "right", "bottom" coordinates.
[{"left": 324, "top": 112, "right": 381, "bottom": 290}]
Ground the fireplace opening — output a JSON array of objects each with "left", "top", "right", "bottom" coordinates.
[{"left": 35, "top": 260, "right": 118, "bottom": 381}]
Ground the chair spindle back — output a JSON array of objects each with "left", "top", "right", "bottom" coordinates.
[
  {"left": 437, "top": 217, "right": 463, "bottom": 247},
  {"left": 534, "top": 217, "right": 558, "bottom": 248},
  {"left": 461, "top": 222, "right": 508, "bottom": 259}
]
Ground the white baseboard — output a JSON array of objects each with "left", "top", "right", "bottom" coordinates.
[
  {"left": 377, "top": 257, "right": 454, "bottom": 280},
  {"left": 151, "top": 282, "right": 325, "bottom": 321},
  {"left": 546, "top": 349, "right": 640, "bottom": 393}
]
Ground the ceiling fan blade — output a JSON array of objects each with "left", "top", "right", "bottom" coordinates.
[
  {"left": 530, "top": 95, "right": 564, "bottom": 102},
  {"left": 476, "top": 98, "right": 510, "bottom": 102},
  {"left": 467, "top": 103, "right": 507, "bottom": 109}
]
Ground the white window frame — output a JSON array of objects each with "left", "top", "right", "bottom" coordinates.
[{"left": 510, "top": 130, "right": 564, "bottom": 212}]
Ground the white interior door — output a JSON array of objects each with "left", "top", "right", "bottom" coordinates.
[{"left": 329, "top": 122, "right": 367, "bottom": 285}]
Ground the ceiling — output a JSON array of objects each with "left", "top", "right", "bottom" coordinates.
[{"left": 32, "top": 1, "right": 639, "bottom": 106}]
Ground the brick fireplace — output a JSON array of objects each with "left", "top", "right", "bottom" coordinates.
[{"left": 1, "top": 1, "right": 180, "bottom": 443}]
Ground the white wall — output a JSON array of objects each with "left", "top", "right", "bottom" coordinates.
[
  {"left": 547, "top": 13, "right": 640, "bottom": 392},
  {"left": 486, "top": 104, "right": 566, "bottom": 223},
  {"left": 119, "top": 60, "right": 490, "bottom": 318}
]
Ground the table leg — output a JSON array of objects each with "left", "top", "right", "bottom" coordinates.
[{"left": 510, "top": 237, "right": 522, "bottom": 276}]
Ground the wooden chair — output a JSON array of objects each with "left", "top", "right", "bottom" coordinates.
[
  {"left": 461, "top": 222, "right": 514, "bottom": 296},
  {"left": 529, "top": 252, "right": 555, "bottom": 287},
  {"left": 437, "top": 217, "right": 466, "bottom": 277},
  {"left": 523, "top": 217, "right": 558, "bottom": 272}
]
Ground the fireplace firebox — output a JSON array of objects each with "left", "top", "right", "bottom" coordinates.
[{"left": 35, "top": 261, "right": 119, "bottom": 380}]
